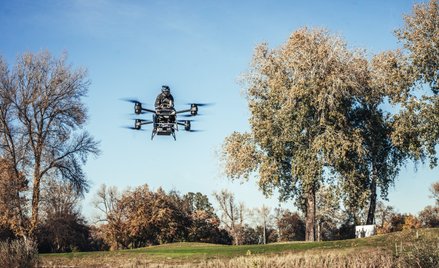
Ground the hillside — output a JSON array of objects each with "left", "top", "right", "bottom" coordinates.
[{"left": 40, "top": 228, "right": 439, "bottom": 267}]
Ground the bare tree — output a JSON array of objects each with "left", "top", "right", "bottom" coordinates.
[
  {"left": 0, "top": 58, "right": 29, "bottom": 239},
  {"left": 0, "top": 51, "right": 99, "bottom": 237},
  {"left": 38, "top": 178, "right": 90, "bottom": 253},
  {"left": 375, "top": 201, "right": 395, "bottom": 230},
  {"left": 92, "top": 184, "right": 125, "bottom": 250},
  {"left": 40, "top": 177, "right": 82, "bottom": 219},
  {"left": 251, "top": 205, "right": 271, "bottom": 244},
  {"left": 430, "top": 182, "right": 439, "bottom": 205},
  {"left": 92, "top": 184, "right": 120, "bottom": 224},
  {"left": 213, "top": 189, "right": 245, "bottom": 245}
]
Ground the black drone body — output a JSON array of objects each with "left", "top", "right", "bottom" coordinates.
[{"left": 126, "top": 100, "right": 205, "bottom": 140}]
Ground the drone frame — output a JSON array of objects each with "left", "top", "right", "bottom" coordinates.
[{"left": 131, "top": 102, "right": 198, "bottom": 141}]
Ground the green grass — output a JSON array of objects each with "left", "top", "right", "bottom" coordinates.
[{"left": 39, "top": 228, "right": 439, "bottom": 267}]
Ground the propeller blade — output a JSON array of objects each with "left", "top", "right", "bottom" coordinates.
[
  {"left": 181, "top": 113, "right": 203, "bottom": 117},
  {"left": 188, "top": 129, "right": 204, "bottom": 132},
  {"left": 120, "top": 98, "right": 141, "bottom": 104},
  {"left": 121, "top": 98, "right": 151, "bottom": 108},
  {"left": 186, "top": 102, "right": 214, "bottom": 107}
]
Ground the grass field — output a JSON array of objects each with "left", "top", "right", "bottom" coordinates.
[{"left": 39, "top": 228, "right": 439, "bottom": 267}]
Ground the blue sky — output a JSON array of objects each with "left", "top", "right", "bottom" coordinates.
[{"left": 1, "top": 0, "right": 437, "bottom": 221}]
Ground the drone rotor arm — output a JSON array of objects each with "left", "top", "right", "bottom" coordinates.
[
  {"left": 141, "top": 108, "right": 156, "bottom": 114},
  {"left": 175, "top": 109, "right": 192, "bottom": 114},
  {"left": 139, "top": 120, "right": 154, "bottom": 125}
]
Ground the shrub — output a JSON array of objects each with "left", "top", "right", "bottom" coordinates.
[{"left": 0, "top": 239, "right": 38, "bottom": 268}]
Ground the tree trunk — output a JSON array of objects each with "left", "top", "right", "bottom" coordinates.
[
  {"left": 305, "top": 187, "right": 316, "bottom": 241},
  {"left": 30, "top": 166, "right": 41, "bottom": 237},
  {"left": 12, "top": 167, "right": 27, "bottom": 239},
  {"left": 263, "top": 220, "right": 266, "bottom": 244},
  {"left": 366, "top": 172, "right": 377, "bottom": 225},
  {"left": 317, "top": 221, "right": 321, "bottom": 242}
]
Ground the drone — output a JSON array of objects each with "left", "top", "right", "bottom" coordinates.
[{"left": 125, "top": 100, "right": 208, "bottom": 140}]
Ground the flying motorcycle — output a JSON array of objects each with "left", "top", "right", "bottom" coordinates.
[{"left": 124, "top": 100, "right": 208, "bottom": 140}]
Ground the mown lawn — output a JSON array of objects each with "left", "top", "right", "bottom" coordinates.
[{"left": 39, "top": 228, "right": 439, "bottom": 267}]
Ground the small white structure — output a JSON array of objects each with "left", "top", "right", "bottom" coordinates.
[{"left": 355, "top": 225, "right": 376, "bottom": 238}]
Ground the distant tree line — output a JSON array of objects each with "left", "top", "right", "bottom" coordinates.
[
  {"left": 2, "top": 174, "right": 439, "bottom": 253},
  {"left": 92, "top": 184, "right": 231, "bottom": 250}
]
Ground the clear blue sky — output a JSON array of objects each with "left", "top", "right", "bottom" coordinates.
[{"left": 1, "top": 0, "right": 437, "bottom": 221}]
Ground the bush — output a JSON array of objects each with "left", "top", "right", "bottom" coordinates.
[{"left": 0, "top": 239, "right": 38, "bottom": 268}]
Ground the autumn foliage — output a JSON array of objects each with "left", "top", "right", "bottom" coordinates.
[{"left": 94, "top": 184, "right": 231, "bottom": 250}]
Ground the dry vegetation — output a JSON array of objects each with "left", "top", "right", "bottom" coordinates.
[
  {"left": 39, "top": 249, "right": 394, "bottom": 268},
  {"left": 39, "top": 228, "right": 439, "bottom": 268},
  {"left": 0, "top": 239, "right": 38, "bottom": 268}
]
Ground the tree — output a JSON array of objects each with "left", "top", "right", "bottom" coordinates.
[
  {"left": 251, "top": 205, "right": 271, "bottom": 244},
  {"left": 0, "top": 51, "right": 99, "bottom": 237},
  {"left": 375, "top": 201, "right": 395, "bottom": 230},
  {"left": 402, "top": 214, "right": 422, "bottom": 230},
  {"left": 418, "top": 181, "right": 439, "bottom": 228},
  {"left": 396, "top": 0, "right": 439, "bottom": 94},
  {"left": 221, "top": 28, "right": 367, "bottom": 241},
  {"left": 183, "top": 192, "right": 227, "bottom": 244},
  {"left": 430, "top": 182, "right": 439, "bottom": 205},
  {"left": 335, "top": 0, "right": 439, "bottom": 226},
  {"left": 384, "top": 213, "right": 405, "bottom": 233},
  {"left": 94, "top": 185, "right": 232, "bottom": 248},
  {"left": 36, "top": 178, "right": 91, "bottom": 253},
  {"left": 419, "top": 205, "right": 439, "bottom": 227},
  {"left": 315, "top": 184, "right": 342, "bottom": 241},
  {"left": 93, "top": 184, "right": 120, "bottom": 224},
  {"left": 184, "top": 192, "right": 215, "bottom": 214},
  {"left": 213, "top": 189, "right": 246, "bottom": 245},
  {"left": 354, "top": 0, "right": 439, "bottom": 225},
  {"left": 390, "top": 0, "right": 439, "bottom": 167},
  {"left": 241, "top": 225, "right": 259, "bottom": 245},
  {"left": 92, "top": 184, "right": 127, "bottom": 250},
  {"left": 148, "top": 188, "right": 191, "bottom": 244},
  {"left": 340, "top": 95, "right": 403, "bottom": 225},
  {"left": 275, "top": 209, "right": 305, "bottom": 241},
  {"left": 40, "top": 178, "right": 82, "bottom": 220}
]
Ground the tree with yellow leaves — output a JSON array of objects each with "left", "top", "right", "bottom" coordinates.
[
  {"left": 222, "top": 1, "right": 439, "bottom": 240},
  {"left": 221, "top": 28, "right": 368, "bottom": 241}
]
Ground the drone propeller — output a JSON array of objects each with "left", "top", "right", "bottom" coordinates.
[
  {"left": 122, "top": 118, "right": 154, "bottom": 131},
  {"left": 121, "top": 98, "right": 142, "bottom": 104},
  {"left": 185, "top": 102, "right": 214, "bottom": 107},
  {"left": 181, "top": 113, "right": 204, "bottom": 117}
]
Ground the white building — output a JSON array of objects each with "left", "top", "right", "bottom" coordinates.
[{"left": 355, "top": 225, "right": 376, "bottom": 238}]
